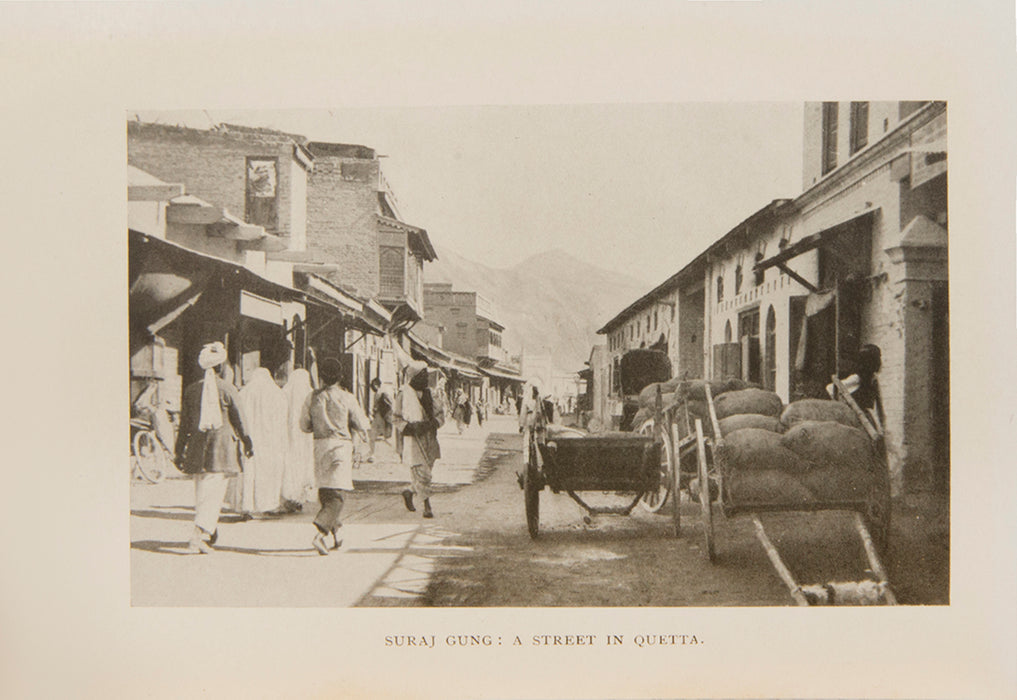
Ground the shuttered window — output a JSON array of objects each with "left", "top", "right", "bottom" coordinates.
[
  {"left": 822, "top": 102, "right": 838, "bottom": 175},
  {"left": 850, "top": 101, "right": 869, "bottom": 154}
]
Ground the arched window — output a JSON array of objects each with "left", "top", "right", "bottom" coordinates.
[
  {"left": 764, "top": 306, "right": 777, "bottom": 391},
  {"left": 754, "top": 252, "right": 765, "bottom": 286},
  {"left": 735, "top": 265, "right": 743, "bottom": 294},
  {"left": 724, "top": 320, "right": 732, "bottom": 344},
  {"left": 716, "top": 275, "right": 724, "bottom": 302}
]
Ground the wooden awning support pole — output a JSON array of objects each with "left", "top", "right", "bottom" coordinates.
[{"left": 777, "top": 262, "right": 819, "bottom": 293}]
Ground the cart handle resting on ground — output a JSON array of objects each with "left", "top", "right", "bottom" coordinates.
[
  {"left": 684, "top": 377, "right": 895, "bottom": 605},
  {"left": 522, "top": 389, "right": 681, "bottom": 539}
]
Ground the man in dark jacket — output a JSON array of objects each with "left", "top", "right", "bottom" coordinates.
[{"left": 174, "top": 342, "right": 254, "bottom": 554}]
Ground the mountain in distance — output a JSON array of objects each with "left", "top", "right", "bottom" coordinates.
[{"left": 424, "top": 246, "right": 652, "bottom": 372}]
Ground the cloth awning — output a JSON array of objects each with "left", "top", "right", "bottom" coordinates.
[
  {"left": 452, "top": 365, "right": 483, "bottom": 380},
  {"left": 129, "top": 229, "right": 307, "bottom": 336},
  {"left": 480, "top": 366, "right": 525, "bottom": 383}
]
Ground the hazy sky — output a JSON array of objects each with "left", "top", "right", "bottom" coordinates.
[{"left": 138, "top": 104, "right": 803, "bottom": 286}]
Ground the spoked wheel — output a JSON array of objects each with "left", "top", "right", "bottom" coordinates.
[
  {"left": 637, "top": 419, "right": 672, "bottom": 513},
  {"left": 132, "top": 429, "right": 166, "bottom": 484},
  {"left": 694, "top": 419, "right": 715, "bottom": 562},
  {"left": 670, "top": 421, "right": 682, "bottom": 537},
  {"left": 524, "top": 442, "right": 541, "bottom": 539}
]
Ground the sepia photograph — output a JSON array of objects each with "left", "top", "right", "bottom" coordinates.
[
  {"left": 3, "top": 2, "right": 1015, "bottom": 698},
  {"left": 128, "top": 103, "right": 948, "bottom": 608}
]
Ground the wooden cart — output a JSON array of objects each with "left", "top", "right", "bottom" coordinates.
[
  {"left": 688, "top": 379, "right": 895, "bottom": 605},
  {"left": 523, "top": 391, "right": 680, "bottom": 539}
]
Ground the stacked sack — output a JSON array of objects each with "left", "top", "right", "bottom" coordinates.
[
  {"left": 717, "top": 395, "right": 877, "bottom": 506},
  {"left": 630, "top": 377, "right": 753, "bottom": 432},
  {"left": 778, "top": 399, "right": 876, "bottom": 503},
  {"left": 711, "top": 389, "right": 810, "bottom": 505}
]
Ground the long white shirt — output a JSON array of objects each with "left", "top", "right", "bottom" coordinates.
[{"left": 235, "top": 368, "right": 287, "bottom": 513}]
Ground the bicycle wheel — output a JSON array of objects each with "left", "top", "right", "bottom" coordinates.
[{"left": 132, "top": 430, "right": 166, "bottom": 483}]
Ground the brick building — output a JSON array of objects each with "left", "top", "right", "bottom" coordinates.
[
  {"left": 304, "top": 142, "right": 437, "bottom": 319},
  {"left": 422, "top": 283, "right": 507, "bottom": 363},
  {"left": 127, "top": 122, "right": 313, "bottom": 287},
  {"left": 127, "top": 122, "right": 407, "bottom": 413}
]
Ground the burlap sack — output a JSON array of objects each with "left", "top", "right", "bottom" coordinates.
[
  {"left": 714, "top": 388, "right": 784, "bottom": 419},
  {"left": 676, "top": 379, "right": 730, "bottom": 402},
  {"left": 780, "top": 399, "right": 863, "bottom": 431},
  {"left": 725, "top": 469, "right": 816, "bottom": 506},
  {"left": 781, "top": 420, "right": 876, "bottom": 472},
  {"left": 798, "top": 466, "right": 873, "bottom": 504},
  {"left": 718, "top": 414, "right": 783, "bottom": 435},
  {"left": 717, "top": 428, "right": 812, "bottom": 473}
]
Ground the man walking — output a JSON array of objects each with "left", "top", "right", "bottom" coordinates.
[
  {"left": 174, "top": 342, "right": 254, "bottom": 554},
  {"left": 299, "top": 358, "right": 370, "bottom": 555},
  {"left": 394, "top": 361, "right": 443, "bottom": 519}
]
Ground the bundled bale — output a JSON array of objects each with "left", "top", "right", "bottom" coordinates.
[
  {"left": 781, "top": 420, "right": 876, "bottom": 472},
  {"left": 780, "top": 399, "right": 863, "bottom": 431},
  {"left": 726, "top": 469, "right": 816, "bottom": 507},
  {"left": 717, "top": 428, "right": 812, "bottom": 474},
  {"left": 714, "top": 388, "right": 784, "bottom": 419},
  {"left": 718, "top": 414, "right": 783, "bottom": 435}
]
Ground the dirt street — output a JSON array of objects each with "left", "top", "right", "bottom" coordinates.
[{"left": 359, "top": 430, "right": 949, "bottom": 607}]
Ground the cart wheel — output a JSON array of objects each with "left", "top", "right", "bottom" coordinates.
[
  {"left": 694, "top": 419, "right": 715, "bottom": 562},
  {"left": 670, "top": 421, "right": 681, "bottom": 537},
  {"left": 637, "top": 419, "right": 672, "bottom": 513},
  {"left": 132, "top": 430, "right": 166, "bottom": 484},
  {"left": 524, "top": 443, "right": 541, "bottom": 539},
  {"left": 865, "top": 454, "right": 892, "bottom": 554}
]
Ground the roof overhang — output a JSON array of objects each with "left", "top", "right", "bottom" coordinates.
[
  {"left": 127, "top": 166, "right": 185, "bottom": 201},
  {"left": 377, "top": 214, "right": 438, "bottom": 261}
]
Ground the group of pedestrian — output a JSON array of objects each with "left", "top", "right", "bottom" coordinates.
[
  {"left": 173, "top": 342, "right": 443, "bottom": 556},
  {"left": 450, "top": 387, "right": 488, "bottom": 433}
]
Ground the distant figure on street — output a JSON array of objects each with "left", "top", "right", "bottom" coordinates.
[
  {"left": 174, "top": 342, "right": 254, "bottom": 554},
  {"left": 366, "top": 377, "right": 394, "bottom": 463},
  {"left": 299, "top": 358, "right": 370, "bottom": 555},
  {"left": 280, "top": 368, "right": 315, "bottom": 510},
  {"left": 394, "top": 361, "right": 444, "bottom": 519},
  {"left": 452, "top": 387, "right": 470, "bottom": 433}
]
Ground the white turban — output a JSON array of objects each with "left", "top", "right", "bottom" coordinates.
[{"left": 198, "top": 342, "right": 227, "bottom": 431}]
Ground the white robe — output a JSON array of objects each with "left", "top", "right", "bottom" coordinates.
[
  {"left": 281, "top": 369, "right": 315, "bottom": 503},
  {"left": 232, "top": 367, "right": 287, "bottom": 513}
]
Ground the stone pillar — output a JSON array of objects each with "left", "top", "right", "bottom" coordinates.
[{"left": 885, "top": 215, "right": 948, "bottom": 493}]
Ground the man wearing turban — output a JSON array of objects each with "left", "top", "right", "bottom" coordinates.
[
  {"left": 174, "top": 342, "right": 254, "bottom": 554},
  {"left": 394, "top": 361, "right": 443, "bottom": 519}
]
